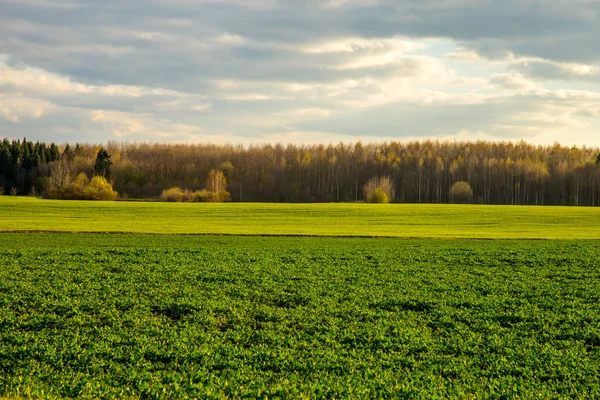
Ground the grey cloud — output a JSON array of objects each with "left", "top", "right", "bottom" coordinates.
[
  {"left": 294, "top": 101, "right": 512, "bottom": 138},
  {"left": 508, "top": 61, "right": 600, "bottom": 83},
  {"left": 2, "top": 0, "right": 600, "bottom": 144},
  {"left": 3, "top": 0, "right": 599, "bottom": 89}
]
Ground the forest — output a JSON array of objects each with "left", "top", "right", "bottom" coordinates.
[{"left": 1, "top": 138, "right": 600, "bottom": 206}]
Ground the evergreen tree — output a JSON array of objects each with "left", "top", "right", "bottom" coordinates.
[
  {"left": 49, "top": 143, "right": 61, "bottom": 162},
  {"left": 62, "top": 144, "right": 73, "bottom": 162},
  {"left": 0, "top": 145, "right": 11, "bottom": 188},
  {"left": 35, "top": 142, "right": 47, "bottom": 164},
  {"left": 94, "top": 147, "right": 113, "bottom": 178}
]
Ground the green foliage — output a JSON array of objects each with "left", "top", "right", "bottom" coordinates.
[
  {"left": 596, "top": 152, "right": 600, "bottom": 165},
  {"left": 364, "top": 176, "right": 394, "bottom": 203},
  {"left": 160, "top": 187, "right": 185, "bottom": 202},
  {"left": 42, "top": 140, "right": 600, "bottom": 205},
  {"left": 159, "top": 187, "right": 231, "bottom": 203},
  {"left": 44, "top": 173, "right": 117, "bottom": 201},
  {"left": 94, "top": 147, "right": 113, "bottom": 178},
  {"left": 49, "top": 143, "right": 61, "bottom": 162},
  {"left": 0, "top": 235, "right": 599, "bottom": 398},
  {"left": 198, "top": 189, "right": 232, "bottom": 203},
  {"left": 116, "top": 163, "right": 147, "bottom": 188},
  {"left": 367, "top": 187, "right": 389, "bottom": 203},
  {"left": 450, "top": 181, "right": 474, "bottom": 204},
  {"left": 159, "top": 170, "right": 231, "bottom": 203},
  {"left": 3, "top": 197, "right": 600, "bottom": 238},
  {"left": 0, "top": 138, "right": 59, "bottom": 195},
  {"left": 84, "top": 176, "right": 118, "bottom": 201},
  {"left": 62, "top": 143, "right": 74, "bottom": 162},
  {"left": 71, "top": 172, "right": 90, "bottom": 198}
]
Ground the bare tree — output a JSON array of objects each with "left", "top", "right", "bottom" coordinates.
[{"left": 450, "top": 181, "right": 473, "bottom": 204}]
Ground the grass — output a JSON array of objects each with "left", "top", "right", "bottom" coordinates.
[
  {"left": 2, "top": 196, "right": 600, "bottom": 239},
  {"left": 2, "top": 198, "right": 600, "bottom": 397},
  {"left": 1, "top": 234, "right": 599, "bottom": 398}
]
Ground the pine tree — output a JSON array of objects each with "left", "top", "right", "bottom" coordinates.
[
  {"left": 94, "top": 147, "right": 113, "bottom": 178},
  {"left": 49, "top": 143, "right": 61, "bottom": 162}
]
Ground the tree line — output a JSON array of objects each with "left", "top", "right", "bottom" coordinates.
[
  {"left": 0, "top": 138, "right": 60, "bottom": 195},
  {"left": 2, "top": 137, "right": 600, "bottom": 206}
]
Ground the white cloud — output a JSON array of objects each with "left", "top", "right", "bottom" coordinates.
[
  {"left": 192, "top": 103, "right": 212, "bottom": 111},
  {"left": 214, "top": 33, "right": 247, "bottom": 46},
  {"left": 303, "top": 37, "right": 424, "bottom": 54},
  {"left": 0, "top": 95, "right": 49, "bottom": 123},
  {"left": 133, "top": 31, "right": 173, "bottom": 42},
  {"left": 316, "top": 0, "right": 380, "bottom": 9},
  {"left": 506, "top": 53, "right": 600, "bottom": 81},
  {"left": 90, "top": 109, "right": 208, "bottom": 140},
  {"left": 490, "top": 73, "right": 538, "bottom": 90},
  {"left": 0, "top": 62, "right": 182, "bottom": 98},
  {"left": 221, "top": 93, "right": 293, "bottom": 101},
  {"left": 292, "top": 108, "right": 333, "bottom": 117},
  {"left": 3, "top": 0, "right": 600, "bottom": 146}
]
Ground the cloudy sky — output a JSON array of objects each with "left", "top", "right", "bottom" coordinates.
[{"left": 1, "top": 0, "right": 600, "bottom": 145}]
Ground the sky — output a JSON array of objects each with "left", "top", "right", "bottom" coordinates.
[{"left": 1, "top": 0, "right": 600, "bottom": 146}]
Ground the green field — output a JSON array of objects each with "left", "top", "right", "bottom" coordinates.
[
  {"left": 1, "top": 199, "right": 600, "bottom": 398},
  {"left": 1, "top": 235, "right": 600, "bottom": 398},
  {"left": 2, "top": 197, "right": 600, "bottom": 238}
]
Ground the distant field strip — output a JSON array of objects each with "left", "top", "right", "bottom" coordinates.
[{"left": 1, "top": 197, "right": 600, "bottom": 239}]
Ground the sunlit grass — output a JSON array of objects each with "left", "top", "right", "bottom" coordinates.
[{"left": 1, "top": 196, "right": 600, "bottom": 239}]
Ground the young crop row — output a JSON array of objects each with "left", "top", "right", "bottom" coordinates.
[{"left": 1, "top": 237, "right": 599, "bottom": 398}]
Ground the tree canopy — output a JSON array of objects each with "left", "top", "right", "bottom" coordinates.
[
  {"left": 0, "top": 138, "right": 60, "bottom": 195},
  {"left": 94, "top": 147, "right": 113, "bottom": 178},
  {"left": 3, "top": 138, "right": 600, "bottom": 206}
]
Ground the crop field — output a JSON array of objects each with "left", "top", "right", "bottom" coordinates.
[
  {"left": 1, "top": 198, "right": 600, "bottom": 398},
  {"left": 2, "top": 196, "right": 600, "bottom": 239},
  {"left": 1, "top": 233, "right": 600, "bottom": 398}
]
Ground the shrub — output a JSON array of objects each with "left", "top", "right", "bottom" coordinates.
[
  {"left": 44, "top": 173, "right": 118, "bottom": 201},
  {"left": 70, "top": 173, "right": 90, "bottom": 199},
  {"left": 160, "top": 187, "right": 185, "bottom": 202},
  {"left": 182, "top": 189, "right": 203, "bottom": 202},
  {"left": 450, "top": 181, "right": 473, "bottom": 204},
  {"left": 195, "top": 189, "right": 211, "bottom": 202},
  {"left": 186, "top": 190, "right": 202, "bottom": 202},
  {"left": 158, "top": 187, "right": 232, "bottom": 203},
  {"left": 364, "top": 176, "right": 394, "bottom": 203},
  {"left": 84, "top": 176, "right": 118, "bottom": 201},
  {"left": 194, "top": 189, "right": 231, "bottom": 203},
  {"left": 214, "top": 190, "right": 231, "bottom": 203},
  {"left": 367, "top": 188, "right": 390, "bottom": 204}
]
